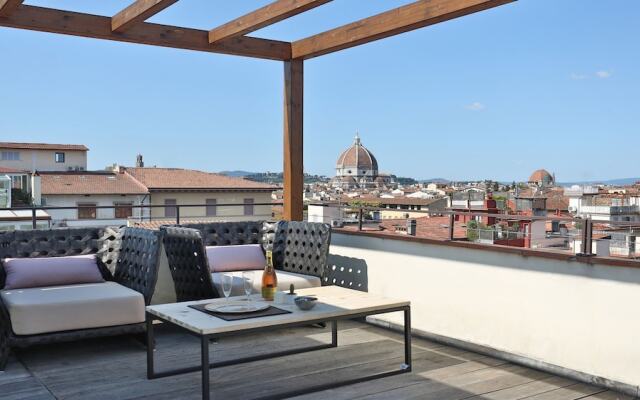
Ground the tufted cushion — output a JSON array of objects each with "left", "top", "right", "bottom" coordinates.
[
  {"left": 206, "top": 245, "right": 265, "bottom": 272},
  {"left": 2, "top": 255, "right": 105, "bottom": 290}
]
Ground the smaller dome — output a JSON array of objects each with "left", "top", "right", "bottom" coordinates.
[{"left": 529, "top": 169, "right": 554, "bottom": 185}]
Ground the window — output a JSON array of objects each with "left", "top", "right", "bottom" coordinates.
[
  {"left": 206, "top": 199, "right": 217, "bottom": 217},
  {"left": 78, "top": 203, "right": 97, "bottom": 220},
  {"left": 1, "top": 151, "right": 20, "bottom": 161},
  {"left": 54, "top": 152, "right": 65, "bottom": 163},
  {"left": 164, "top": 199, "right": 177, "bottom": 217},
  {"left": 244, "top": 198, "right": 254, "bottom": 216},
  {"left": 115, "top": 202, "right": 133, "bottom": 219}
]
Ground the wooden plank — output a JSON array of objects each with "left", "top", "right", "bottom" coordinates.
[
  {"left": 291, "top": 0, "right": 515, "bottom": 59},
  {"left": 282, "top": 59, "right": 304, "bottom": 221},
  {"left": 112, "top": 0, "right": 178, "bottom": 33},
  {"left": 522, "top": 382, "right": 608, "bottom": 400},
  {"left": 0, "top": 0, "right": 22, "bottom": 18},
  {"left": 0, "top": 5, "right": 291, "bottom": 60},
  {"left": 208, "top": 0, "right": 332, "bottom": 44}
]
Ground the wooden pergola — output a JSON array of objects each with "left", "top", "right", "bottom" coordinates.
[{"left": 0, "top": 0, "right": 514, "bottom": 221}]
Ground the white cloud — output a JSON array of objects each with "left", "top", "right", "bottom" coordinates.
[
  {"left": 570, "top": 73, "right": 588, "bottom": 80},
  {"left": 596, "top": 70, "right": 612, "bottom": 79},
  {"left": 466, "top": 102, "right": 485, "bottom": 111}
]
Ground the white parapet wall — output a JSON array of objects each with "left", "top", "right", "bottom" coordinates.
[{"left": 330, "top": 231, "right": 640, "bottom": 395}]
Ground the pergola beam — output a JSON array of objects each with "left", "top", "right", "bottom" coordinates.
[
  {"left": 0, "top": 5, "right": 291, "bottom": 60},
  {"left": 291, "top": 0, "right": 514, "bottom": 59},
  {"left": 283, "top": 60, "right": 304, "bottom": 221},
  {"left": 112, "top": 0, "right": 178, "bottom": 33},
  {"left": 208, "top": 0, "right": 331, "bottom": 44},
  {"left": 0, "top": 0, "right": 22, "bottom": 18}
]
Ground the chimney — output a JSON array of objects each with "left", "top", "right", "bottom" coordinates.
[
  {"left": 136, "top": 154, "right": 144, "bottom": 167},
  {"left": 406, "top": 219, "right": 417, "bottom": 236}
]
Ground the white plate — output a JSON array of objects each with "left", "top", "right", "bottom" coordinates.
[{"left": 204, "top": 301, "right": 269, "bottom": 314}]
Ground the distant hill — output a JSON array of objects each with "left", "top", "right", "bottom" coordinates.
[
  {"left": 559, "top": 177, "right": 640, "bottom": 186},
  {"left": 220, "top": 171, "right": 329, "bottom": 184},
  {"left": 419, "top": 178, "right": 451, "bottom": 184},
  {"left": 218, "top": 170, "right": 257, "bottom": 177}
]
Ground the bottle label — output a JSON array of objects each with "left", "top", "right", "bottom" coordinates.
[{"left": 262, "top": 285, "right": 276, "bottom": 301}]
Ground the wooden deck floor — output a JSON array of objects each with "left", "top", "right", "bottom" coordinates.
[{"left": 1, "top": 321, "right": 634, "bottom": 400}]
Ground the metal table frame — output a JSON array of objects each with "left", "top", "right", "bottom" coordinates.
[{"left": 146, "top": 305, "right": 411, "bottom": 400}]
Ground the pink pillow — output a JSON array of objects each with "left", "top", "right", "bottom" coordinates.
[
  {"left": 205, "top": 245, "right": 266, "bottom": 272},
  {"left": 2, "top": 254, "right": 105, "bottom": 290}
]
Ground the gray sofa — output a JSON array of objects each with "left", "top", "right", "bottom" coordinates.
[
  {"left": 0, "top": 227, "right": 162, "bottom": 370},
  {"left": 160, "top": 221, "right": 332, "bottom": 301}
]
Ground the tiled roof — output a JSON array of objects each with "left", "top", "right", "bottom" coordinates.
[
  {"left": 0, "top": 142, "right": 88, "bottom": 151},
  {"left": 339, "top": 216, "right": 466, "bottom": 241},
  {"left": 125, "top": 167, "right": 277, "bottom": 191},
  {"left": 40, "top": 171, "right": 148, "bottom": 195},
  {"left": 0, "top": 167, "right": 28, "bottom": 174}
]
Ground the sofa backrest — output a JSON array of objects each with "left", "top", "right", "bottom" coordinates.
[
  {"left": 177, "top": 220, "right": 331, "bottom": 279},
  {"left": 179, "top": 222, "right": 266, "bottom": 247},
  {"left": 272, "top": 221, "right": 331, "bottom": 278},
  {"left": 0, "top": 227, "right": 123, "bottom": 288},
  {"left": 0, "top": 227, "right": 161, "bottom": 304}
]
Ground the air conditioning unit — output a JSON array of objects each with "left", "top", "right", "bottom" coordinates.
[
  {"left": 568, "top": 206, "right": 577, "bottom": 212},
  {"left": 331, "top": 219, "right": 344, "bottom": 228}
]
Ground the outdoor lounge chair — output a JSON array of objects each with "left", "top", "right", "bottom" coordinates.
[
  {"left": 0, "top": 227, "right": 161, "bottom": 370},
  {"left": 160, "top": 221, "right": 332, "bottom": 301}
]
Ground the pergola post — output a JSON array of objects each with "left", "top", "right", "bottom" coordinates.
[{"left": 283, "top": 59, "right": 304, "bottom": 221}]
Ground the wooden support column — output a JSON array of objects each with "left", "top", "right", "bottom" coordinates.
[{"left": 283, "top": 59, "right": 304, "bottom": 221}]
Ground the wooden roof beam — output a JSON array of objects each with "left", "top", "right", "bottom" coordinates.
[
  {"left": 209, "top": 0, "right": 331, "bottom": 44},
  {"left": 291, "top": 0, "right": 515, "bottom": 59},
  {"left": 0, "top": 5, "right": 291, "bottom": 60},
  {"left": 0, "top": 0, "right": 23, "bottom": 18},
  {"left": 112, "top": 0, "right": 178, "bottom": 33}
]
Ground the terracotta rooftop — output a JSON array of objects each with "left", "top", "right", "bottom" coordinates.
[
  {"left": 40, "top": 171, "right": 147, "bottom": 195},
  {"left": 0, "top": 167, "right": 28, "bottom": 174},
  {"left": 339, "top": 216, "right": 467, "bottom": 241},
  {"left": 125, "top": 167, "right": 277, "bottom": 191},
  {"left": 0, "top": 142, "right": 88, "bottom": 151}
]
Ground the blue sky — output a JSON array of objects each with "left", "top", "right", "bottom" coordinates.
[{"left": 1, "top": 0, "right": 638, "bottom": 181}]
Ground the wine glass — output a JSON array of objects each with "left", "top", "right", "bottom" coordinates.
[
  {"left": 221, "top": 273, "right": 233, "bottom": 301},
  {"left": 242, "top": 271, "right": 254, "bottom": 303}
]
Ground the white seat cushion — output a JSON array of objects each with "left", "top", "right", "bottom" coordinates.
[
  {"left": 212, "top": 270, "right": 321, "bottom": 297},
  {"left": 0, "top": 282, "right": 145, "bottom": 335}
]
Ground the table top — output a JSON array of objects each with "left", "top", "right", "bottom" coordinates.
[{"left": 146, "top": 286, "right": 409, "bottom": 336}]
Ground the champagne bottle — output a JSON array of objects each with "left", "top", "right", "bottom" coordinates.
[{"left": 261, "top": 250, "right": 278, "bottom": 301}]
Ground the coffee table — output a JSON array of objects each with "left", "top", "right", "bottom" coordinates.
[{"left": 146, "top": 286, "right": 411, "bottom": 400}]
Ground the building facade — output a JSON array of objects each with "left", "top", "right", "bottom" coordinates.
[{"left": 0, "top": 142, "right": 88, "bottom": 172}]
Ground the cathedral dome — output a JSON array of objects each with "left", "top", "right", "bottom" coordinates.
[
  {"left": 336, "top": 133, "right": 378, "bottom": 173},
  {"left": 528, "top": 169, "right": 554, "bottom": 186}
]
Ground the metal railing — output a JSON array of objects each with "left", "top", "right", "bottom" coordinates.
[
  {"left": 0, "top": 202, "right": 282, "bottom": 230},
  {"left": 314, "top": 202, "right": 640, "bottom": 260}
]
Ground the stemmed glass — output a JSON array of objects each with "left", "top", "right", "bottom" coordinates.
[
  {"left": 242, "top": 271, "right": 254, "bottom": 303},
  {"left": 221, "top": 273, "right": 233, "bottom": 301}
]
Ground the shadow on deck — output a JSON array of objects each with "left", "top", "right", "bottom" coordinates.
[{"left": 0, "top": 321, "right": 629, "bottom": 400}]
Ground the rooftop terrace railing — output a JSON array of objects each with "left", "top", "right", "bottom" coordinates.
[
  {"left": 314, "top": 202, "right": 640, "bottom": 261},
  {"left": 0, "top": 202, "right": 282, "bottom": 231}
]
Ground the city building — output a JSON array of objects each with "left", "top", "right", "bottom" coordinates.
[
  {"left": 39, "top": 170, "right": 149, "bottom": 227},
  {"left": 121, "top": 165, "right": 277, "bottom": 223},
  {"left": 331, "top": 133, "right": 396, "bottom": 190},
  {"left": 0, "top": 142, "right": 88, "bottom": 172},
  {"left": 565, "top": 185, "right": 640, "bottom": 222}
]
